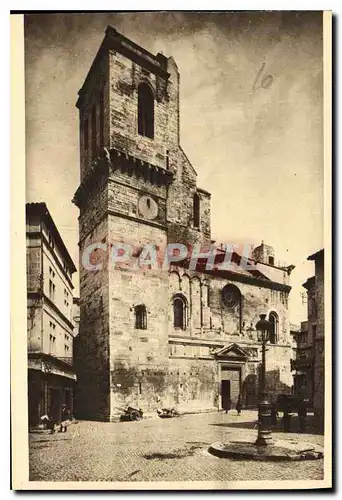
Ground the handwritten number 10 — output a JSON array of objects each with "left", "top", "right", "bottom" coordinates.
[{"left": 253, "top": 62, "right": 274, "bottom": 92}]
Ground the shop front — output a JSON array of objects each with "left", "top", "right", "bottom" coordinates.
[{"left": 28, "top": 354, "right": 76, "bottom": 428}]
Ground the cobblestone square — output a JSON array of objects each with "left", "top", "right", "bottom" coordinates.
[{"left": 29, "top": 411, "right": 324, "bottom": 484}]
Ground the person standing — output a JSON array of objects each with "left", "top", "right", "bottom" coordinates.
[
  {"left": 271, "top": 404, "right": 279, "bottom": 427},
  {"left": 236, "top": 396, "right": 242, "bottom": 416},
  {"left": 298, "top": 399, "right": 307, "bottom": 433},
  {"left": 60, "top": 404, "right": 69, "bottom": 433}
]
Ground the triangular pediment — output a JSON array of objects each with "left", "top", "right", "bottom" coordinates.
[{"left": 212, "top": 343, "right": 250, "bottom": 359}]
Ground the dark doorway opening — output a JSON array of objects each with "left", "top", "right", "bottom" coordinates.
[
  {"left": 49, "top": 388, "right": 61, "bottom": 423},
  {"left": 221, "top": 380, "right": 231, "bottom": 410}
]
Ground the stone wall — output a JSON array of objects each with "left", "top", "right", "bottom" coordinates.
[
  {"left": 165, "top": 270, "right": 291, "bottom": 346},
  {"left": 78, "top": 182, "right": 108, "bottom": 239},
  {"left": 167, "top": 268, "right": 293, "bottom": 402},
  {"left": 27, "top": 297, "right": 42, "bottom": 353},
  {"left": 167, "top": 149, "right": 211, "bottom": 247},
  {"left": 105, "top": 261, "right": 293, "bottom": 416},
  {"left": 74, "top": 216, "right": 110, "bottom": 420},
  {"left": 27, "top": 232, "right": 42, "bottom": 352},
  {"left": 107, "top": 214, "right": 169, "bottom": 417},
  {"left": 26, "top": 235, "right": 42, "bottom": 293},
  {"left": 108, "top": 176, "right": 167, "bottom": 230}
]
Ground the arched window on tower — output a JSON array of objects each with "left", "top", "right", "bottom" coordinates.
[
  {"left": 138, "top": 83, "right": 154, "bottom": 139},
  {"left": 135, "top": 304, "right": 147, "bottom": 330},
  {"left": 193, "top": 192, "right": 200, "bottom": 228},
  {"left": 173, "top": 294, "right": 187, "bottom": 330},
  {"left": 269, "top": 311, "right": 279, "bottom": 344}
]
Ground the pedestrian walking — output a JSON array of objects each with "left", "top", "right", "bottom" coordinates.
[
  {"left": 298, "top": 399, "right": 307, "bottom": 433},
  {"left": 282, "top": 399, "right": 293, "bottom": 432},
  {"left": 236, "top": 396, "right": 242, "bottom": 416},
  {"left": 46, "top": 415, "right": 55, "bottom": 434},
  {"left": 60, "top": 404, "right": 69, "bottom": 433},
  {"left": 282, "top": 411, "right": 292, "bottom": 432},
  {"left": 40, "top": 414, "right": 50, "bottom": 430},
  {"left": 271, "top": 405, "right": 279, "bottom": 427},
  {"left": 223, "top": 398, "right": 231, "bottom": 414}
]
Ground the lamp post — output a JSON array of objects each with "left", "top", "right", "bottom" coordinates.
[{"left": 255, "top": 314, "right": 273, "bottom": 447}]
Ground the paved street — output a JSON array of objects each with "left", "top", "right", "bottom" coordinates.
[{"left": 29, "top": 410, "right": 324, "bottom": 483}]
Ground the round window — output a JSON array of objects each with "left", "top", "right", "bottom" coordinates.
[{"left": 221, "top": 284, "right": 241, "bottom": 308}]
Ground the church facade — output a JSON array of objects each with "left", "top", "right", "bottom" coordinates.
[{"left": 73, "top": 26, "right": 294, "bottom": 420}]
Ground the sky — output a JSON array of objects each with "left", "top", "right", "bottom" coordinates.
[{"left": 24, "top": 11, "right": 324, "bottom": 324}]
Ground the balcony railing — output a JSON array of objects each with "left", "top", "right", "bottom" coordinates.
[
  {"left": 43, "top": 354, "right": 73, "bottom": 368},
  {"left": 290, "top": 357, "right": 313, "bottom": 371}
]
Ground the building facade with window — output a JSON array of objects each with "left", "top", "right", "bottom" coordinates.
[
  {"left": 73, "top": 27, "right": 295, "bottom": 420},
  {"left": 26, "top": 202, "right": 77, "bottom": 428}
]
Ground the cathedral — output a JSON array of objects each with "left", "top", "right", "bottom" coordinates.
[{"left": 73, "top": 26, "right": 294, "bottom": 420}]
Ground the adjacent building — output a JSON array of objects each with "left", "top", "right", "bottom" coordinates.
[
  {"left": 73, "top": 297, "right": 80, "bottom": 337},
  {"left": 290, "top": 321, "right": 314, "bottom": 399},
  {"left": 290, "top": 249, "right": 325, "bottom": 426},
  {"left": 304, "top": 249, "right": 324, "bottom": 424},
  {"left": 73, "top": 27, "right": 295, "bottom": 421},
  {"left": 26, "top": 202, "right": 77, "bottom": 427}
]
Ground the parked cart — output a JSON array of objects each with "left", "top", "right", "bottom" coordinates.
[{"left": 117, "top": 406, "right": 144, "bottom": 422}]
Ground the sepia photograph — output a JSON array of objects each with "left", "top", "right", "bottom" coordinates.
[{"left": 11, "top": 9, "right": 332, "bottom": 490}]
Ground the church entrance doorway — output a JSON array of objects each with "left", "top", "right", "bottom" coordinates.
[
  {"left": 220, "top": 366, "right": 241, "bottom": 409},
  {"left": 221, "top": 380, "right": 231, "bottom": 410}
]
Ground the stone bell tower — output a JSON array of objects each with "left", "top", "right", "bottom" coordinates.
[{"left": 73, "top": 27, "right": 211, "bottom": 420}]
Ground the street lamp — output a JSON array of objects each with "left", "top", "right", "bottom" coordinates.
[{"left": 255, "top": 313, "right": 273, "bottom": 447}]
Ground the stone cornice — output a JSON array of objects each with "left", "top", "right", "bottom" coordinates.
[
  {"left": 168, "top": 336, "right": 224, "bottom": 347},
  {"left": 105, "top": 27, "right": 170, "bottom": 79},
  {"left": 197, "top": 187, "right": 211, "bottom": 197},
  {"left": 107, "top": 209, "right": 167, "bottom": 231},
  {"left": 109, "top": 149, "right": 173, "bottom": 187},
  {"left": 73, "top": 148, "right": 173, "bottom": 211},
  {"left": 28, "top": 352, "right": 76, "bottom": 379},
  {"left": 205, "top": 268, "right": 292, "bottom": 293},
  {"left": 108, "top": 177, "right": 166, "bottom": 201},
  {"left": 173, "top": 260, "right": 291, "bottom": 293}
]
